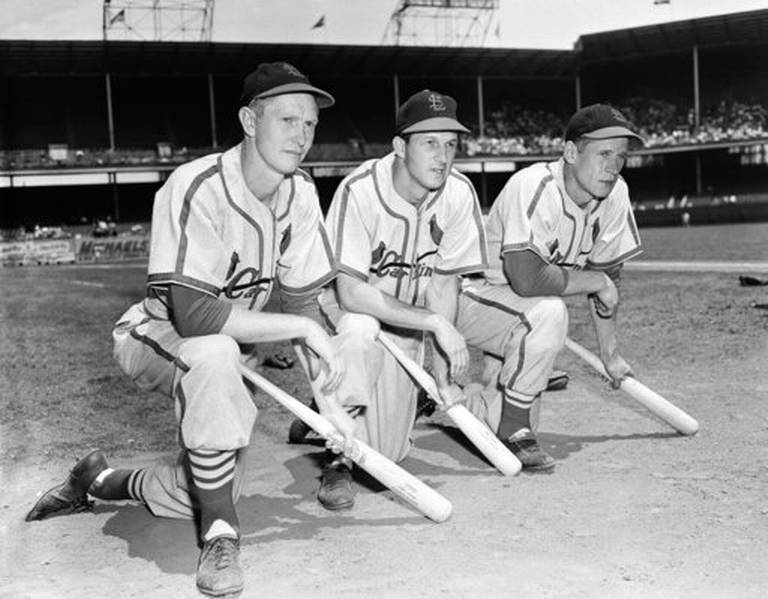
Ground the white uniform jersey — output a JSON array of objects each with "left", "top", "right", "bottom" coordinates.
[
  {"left": 325, "top": 152, "right": 488, "bottom": 307},
  {"left": 146, "top": 144, "right": 334, "bottom": 312},
  {"left": 484, "top": 158, "right": 642, "bottom": 286}
]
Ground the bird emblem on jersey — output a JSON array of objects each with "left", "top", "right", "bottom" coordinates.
[
  {"left": 371, "top": 240, "right": 386, "bottom": 264},
  {"left": 280, "top": 224, "right": 292, "bottom": 254},
  {"left": 591, "top": 220, "right": 601, "bottom": 244},
  {"left": 429, "top": 215, "right": 443, "bottom": 246}
]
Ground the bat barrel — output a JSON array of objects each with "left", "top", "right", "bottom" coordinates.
[{"left": 564, "top": 338, "right": 699, "bottom": 436}]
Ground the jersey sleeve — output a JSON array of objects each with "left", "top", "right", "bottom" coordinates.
[
  {"left": 433, "top": 175, "right": 488, "bottom": 275},
  {"left": 147, "top": 163, "right": 228, "bottom": 296},
  {"left": 496, "top": 170, "right": 555, "bottom": 262},
  {"left": 276, "top": 178, "right": 336, "bottom": 294},
  {"left": 586, "top": 179, "right": 643, "bottom": 269},
  {"left": 325, "top": 179, "right": 373, "bottom": 281}
]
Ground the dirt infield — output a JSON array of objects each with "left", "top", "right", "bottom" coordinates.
[{"left": 2, "top": 223, "right": 768, "bottom": 598}]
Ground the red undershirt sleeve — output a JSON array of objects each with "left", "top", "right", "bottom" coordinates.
[
  {"left": 168, "top": 284, "right": 232, "bottom": 337},
  {"left": 503, "top": 249, "right": 569, "bottom": 297}
]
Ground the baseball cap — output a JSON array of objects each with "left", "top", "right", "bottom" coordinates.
[
  {"left": 239, "top": 61, "right": 335, "bottom": 109},
  {"left": 396, "top": 89, "right": 470, "bottom": 135},
  {"left": 564, "top": 103, "right": 643, "bottom": 145}
]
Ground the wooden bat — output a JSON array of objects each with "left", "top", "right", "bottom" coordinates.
[
  {"left": 564, "top": 337, "right": 699, "bottom": 436},
  {"left": 377, "top": 332, "right": 523, "bottom": 476},
  {"left": 239, "top": 364, "right": 453, "bottom": 523}
]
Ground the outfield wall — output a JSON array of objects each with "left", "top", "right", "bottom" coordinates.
[{"left": 0, "top": 235, "right": 149, "bottom": 266}]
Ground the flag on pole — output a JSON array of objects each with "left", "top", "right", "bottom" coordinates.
[
  {"left": 109, "top": 9, "right": 125, "bottom": 25},
  {"left": 311, "top": 15, "right": 325, "bottom": 29}
]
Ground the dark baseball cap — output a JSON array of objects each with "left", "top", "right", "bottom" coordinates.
[
  {"left": 565, "top": 103, "right": 643, "bottom": 145},
  {"left": 396, "top": 89, "right": 470, "bottom": 135},
  {"left": 239, "top": 61, "right": 335, "bottom": 109}
]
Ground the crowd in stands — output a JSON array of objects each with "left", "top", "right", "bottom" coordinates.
[
  {"left": 2, "top": 98, "right": 768, "bottom": 168},
  {"left": 466, "top": 98, "right": 768, "bottom": 156}
]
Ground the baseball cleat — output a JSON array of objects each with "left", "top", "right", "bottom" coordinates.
[
  {"left": 196, "top": 536, "right": 244, "bottom": 597},
  {"left": 25, "top": 449, "right": 109, "bottom": 521},
  {"left": 414, "top": 389, "right": 437, "bottom": 422},
  {"left": 500, "top": 428, "right": 556, "bottom": 472},
  {"left": 546, "top": 370, "right": 569, "bottom": 392},
  {"left": 317, "top": 458, "right": 354, "bottom": 511}
]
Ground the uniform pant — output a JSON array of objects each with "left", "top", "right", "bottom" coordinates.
[
  {"left": 458, "top": 280, "right": 568, "bottom": 431},
  {"left": 111, "top": 299, "right": 257, "bottom": 520},
  {"left": 320, "top": 280, "right": 567, "bottom": 462}
]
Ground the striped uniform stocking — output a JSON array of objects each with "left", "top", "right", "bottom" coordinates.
[
  {"left": 497, "top": 391, "right": 536, "bottom": 440},
  {"left": 187, "top": 449, "right": 238, "bottom": 540}
]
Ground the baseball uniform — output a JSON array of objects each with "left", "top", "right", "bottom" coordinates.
[
  {"left": 320, "top": 151, "right": 487, "bottom": 461},
  {"left": 112, "top": 143, "right": 335, "bottom": 519},
  {"left": 462, "top": 157, "right": 642, "bottom": 430}
]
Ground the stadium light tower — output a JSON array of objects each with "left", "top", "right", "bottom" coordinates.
[
  {"left": 382, "top": 0, "right": 500, "bottom": 47},
  {"left": 102, "top": 0, "right": 215, "bottom": 42}
]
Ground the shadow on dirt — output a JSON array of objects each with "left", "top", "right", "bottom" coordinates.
[{"left": 539, "top": 431, "right": 681, "bottom": 461}]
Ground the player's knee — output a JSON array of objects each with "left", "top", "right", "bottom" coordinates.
[
  {"left": 181, "top": 334, "right": 240, "bottom": 369},
  {"left": 533, "top": 297, "right": 568, "bottom": 334},
  {"left": 526, "top": 298, "right": 568, "bottom": 352}
]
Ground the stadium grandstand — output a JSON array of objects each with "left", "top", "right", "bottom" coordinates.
[{"left": 2, "top": 7, "right": 768, "bottom": 234}]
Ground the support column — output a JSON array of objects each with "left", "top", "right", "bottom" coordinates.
[
  {"left": 575, "top": 76, "right": 582, "bottom": 111},
  {"left": 695, "top": 153, "right": 702, "bottom": 195},
  {"left": 208, "top": 73, "right": 218, "bottom": 148},
  {"left": 393, "top": 74, "right": 400, "bottom": 115},
  {"left": 105, "top": 72, "right": 115, "bottom": 151},
  {"left": 476, "top": 75, "right": 485, "bottom": 136},
  {"left": 692, "top": 45, "right": 700, "bottom": 129},
  {"left": 110, "top": 171, "right": 120, "bottom": 222}
]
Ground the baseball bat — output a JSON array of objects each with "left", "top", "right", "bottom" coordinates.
[
  {"left": 377, "top": 332, "right": 523, "bottom": 476},
  {"left": 239, "top": 364, "right": 453, "bottom": 523},
  {"left": 564, "top": 337, "right": 699, "bottom": 436}
]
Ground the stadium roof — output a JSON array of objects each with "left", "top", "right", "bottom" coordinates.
[
  {"left": 578, "top": 8, "right": 768, "bottom": 62},
  {"left": 2, "top": 9, "right": 767, "bottom": 77},
  {"left": 0, "top": 40, "right": 575, "bottom": 79}
]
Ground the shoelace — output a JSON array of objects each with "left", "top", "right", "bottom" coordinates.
[{"left": 209, "top": 539, "right": 237, "bottom": 569}]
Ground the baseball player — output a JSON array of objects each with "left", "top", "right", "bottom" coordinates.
[
  {"left": 462, "top": 103, "right": 644, "bottom": 470},
  {"left": 309, "top": 89, "right": 492, "bottom": 510},
  {"left": 25, "top": 62, "right": 354, "bottom": 598}
]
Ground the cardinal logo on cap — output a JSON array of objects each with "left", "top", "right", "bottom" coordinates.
[
  {"left": 610, "top": 108, "right": 628, "bottom": 123},
  {"left": 428, "top": 93, "right": 447, "bottom": 113},
  {"left": 280, "top": 62, "right": 304, "bottom": 77}
]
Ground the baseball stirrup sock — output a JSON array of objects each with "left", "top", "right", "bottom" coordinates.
[
  {"left": 188, "top": 449, "right": 238, "bottom": 537},
  {"left": 89, "top": 468, "right": 147, "bottom": 503},
  {"left": 497, "top": 393, "right": 535, "bottom": 440}
]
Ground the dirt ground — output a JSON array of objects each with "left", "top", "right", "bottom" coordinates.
[{"left": 2, "top": 223, "right": 768, "bottom": 598}]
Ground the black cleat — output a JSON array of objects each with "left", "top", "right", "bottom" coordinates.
[
  {"left": 317, "top": 458, "right": 354, "bottom": 511},
  {"left": 501, "top": 428, "right": 556, "bottom": 472},
  {"left": 415, "top": 389, "right": 437, "bottom": 422},
  {"left": 25, "top": 450, "right": 108, "bottom": 521},
  {"left": 546, "top": 370, "right": 569, "bottom": 392}
]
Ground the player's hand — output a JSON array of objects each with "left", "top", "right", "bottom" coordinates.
[
  {"left": 429, "top": 315, "right": 469, "bottom": 381},
  {"left": 437, "top": 383, "right": 465, "bottom": 410},
  {"left": 592, "top": 274, "right": 619, "bottom": 318},
  {"left": 320, "top": 401, "right": 358, "bottom": 457},
  {"left": 602, "top": 353, "right": 633, "bottom": 389},
  {"left": 303, "top": 322, "right": 345, "bottom": 393}
]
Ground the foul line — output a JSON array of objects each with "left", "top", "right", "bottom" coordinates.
[{"left": 627, "top": 260, "right": 768, "bottom": 273}]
